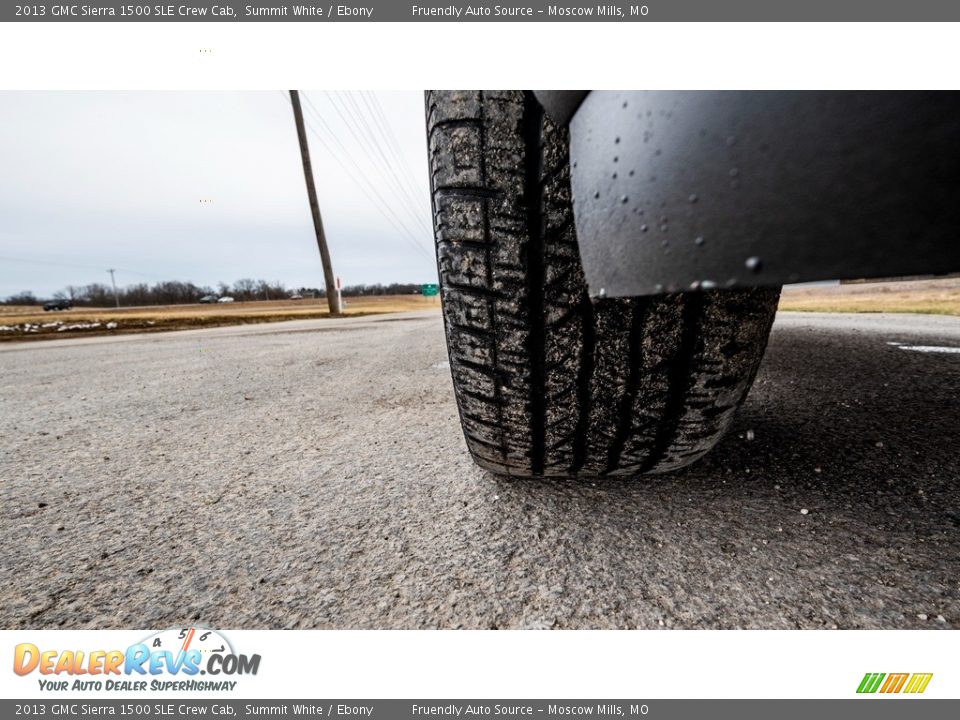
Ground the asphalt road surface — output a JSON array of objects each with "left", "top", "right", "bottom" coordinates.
[{"left": 1, "top": 311, "right": 958, "bottom": 629}]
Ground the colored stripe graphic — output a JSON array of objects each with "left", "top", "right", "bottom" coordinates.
[
  {"left": 857, "top": 672, "right": 932, "bottom": 694},
  {"left": 904, "top": 673, "right": 933, "bottom": 694},
  {"left": 880, "top": 673, "right": 909, "bottom": 693},
  {"left": 857, "top": 673, "right": 885, "bottom": 693}
]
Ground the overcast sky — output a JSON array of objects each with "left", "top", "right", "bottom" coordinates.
[{"left": 0, "top": 91, "right": 437, "bottom": 298}]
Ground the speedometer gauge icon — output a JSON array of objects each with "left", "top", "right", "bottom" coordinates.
[{"left": 141, "top": 627, "right": 234, "bottom": 658}]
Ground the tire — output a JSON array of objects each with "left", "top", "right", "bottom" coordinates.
[{"left": 427, "top": 90, "right": 780, "bottom": 477}]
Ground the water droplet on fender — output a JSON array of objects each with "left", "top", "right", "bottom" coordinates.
[{"left": 745, "top": 256, "right": 762, "bottom": 273}]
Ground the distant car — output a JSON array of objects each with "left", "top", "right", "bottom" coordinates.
[
  {"left": 199, "top": 295, "right": 218, "bottom": 304},
  {"left": 42, "top": 299, "right": 72, "bottom": 311},
  {"left": 289, "top": 293, "right": 304, "bottom": 300},
  {"left": 217, "top": 296, "right": 235, "bottom": 303}
]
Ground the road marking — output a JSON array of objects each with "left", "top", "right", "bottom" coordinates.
[{"left": 897, "top": 345, "right": 960, "bottom": 354}]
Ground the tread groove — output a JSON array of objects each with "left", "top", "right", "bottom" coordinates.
[
  {"left": 437, "top": 238, "right": 493, "bottom": 251},
  {"left": 570, "top": 292, "right": 596, "bottom": 474},
  {"left": 605, "top": 298, "right": 647, "bottom": 474},
  {"left": 638, "top": 293, "right": 704, "bottom": 473},
  {"left": 434, "top": 186, "right": 501, "bottom": 201},
  {"left": 441, "top": 282, "right": 502, "bottom": 299},
  {"left": 446, "top": 322, "right": 498, "bottom": 341},
  {"left": 523, "top": 92, "right": 547, "bottom": 477},
  {"left": 428, "top": 118, "right": 481, "bottom": 136},
  {"left": 477, "top": 94, "right": 508, "bottom": 463}
]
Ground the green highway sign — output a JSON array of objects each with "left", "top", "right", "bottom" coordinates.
[{"left": 421, "top": 283, "right": 439, "bottom": 297}]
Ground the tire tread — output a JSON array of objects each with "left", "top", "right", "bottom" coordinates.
[{"left": 427, "top": 90, "right": 779, "bottom": 477}]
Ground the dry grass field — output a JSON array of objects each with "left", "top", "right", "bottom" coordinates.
[
  {"left": 778, "top": 277, "right": 960, "bottom": 317},
  {"left": 0, "top": 294, "right": 440, "bottom": 341},
  {"left": 3, "top": 278, "right": 956, "bottom": 342}
]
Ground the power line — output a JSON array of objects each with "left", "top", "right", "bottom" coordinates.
[
  {"left": 334, "top": 90, "right": 434, "bottom": 238},
  {"left": 352, "top": 90, "right": 434, "bottom": 238},
  {"left": 288, "top": 92, "right": 435, "bottom": 263},
  {"left": 361, "top": 91, "right": 433, "bottom": 231},
  {"left": 322, "top": 89, "right": 432, "bottom": 241},
  {"left": 325, "top": 90, "right": 422, "bottom": 228},
  {"left": 296, "top": 93, "right": 434, "bottom": 261}
]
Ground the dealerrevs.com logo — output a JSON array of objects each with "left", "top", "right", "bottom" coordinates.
[
  {"left": 857, "top": 673, "right": 933, "bottom": 695},
  {"left": 13, "top": 628, "right": 260, "bottom": 692}
]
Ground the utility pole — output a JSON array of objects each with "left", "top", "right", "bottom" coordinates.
[
  {"left": 107, "top": 268, "right": 120, "bottom": 308},
  {"left": 289, "top": 90, "right": 341, "bottom": 315}
]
